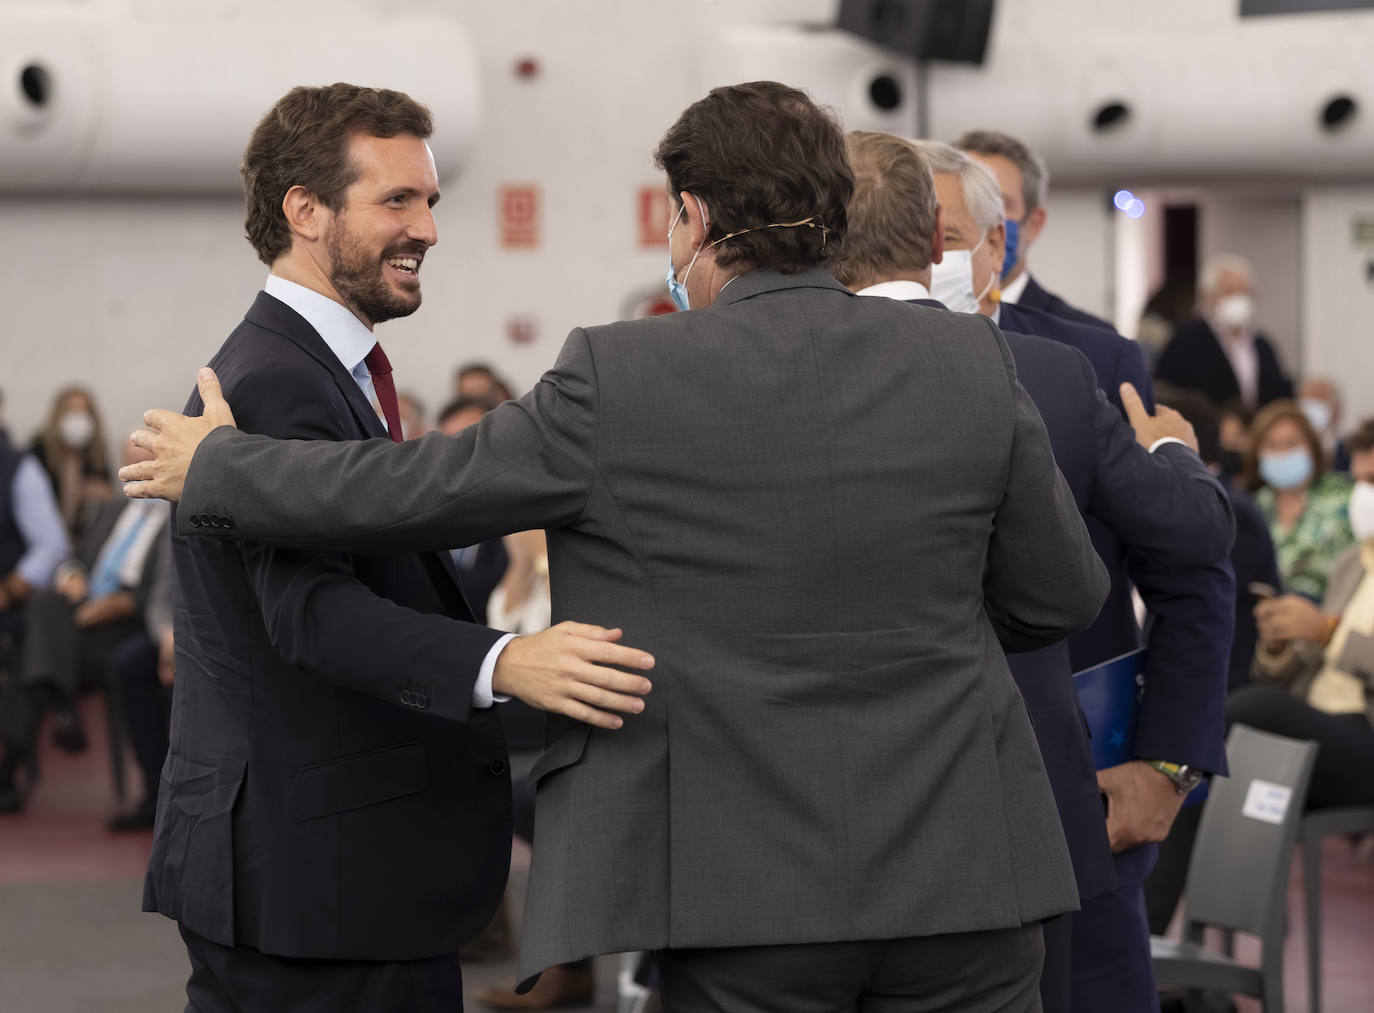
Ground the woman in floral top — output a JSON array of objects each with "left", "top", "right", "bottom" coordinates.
[{"left": 1248, "top": 399, "right": 1355, "bottom": 601}]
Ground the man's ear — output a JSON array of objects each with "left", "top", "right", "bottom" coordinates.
[
  {"left": 929, "top": 205, "right": 946, "bottom": 266},
  {"left": 1021, "top": 204, "right": 1047, "bottom": 250},
  {"left": 986, "top": 221, "right": 1006, "bottom": 271},
  {"left": 282, "top": 185, "right": 325, "bottom": 243},
  {"left": 678, "top": 190, "right": 709, "bottom": 248}
]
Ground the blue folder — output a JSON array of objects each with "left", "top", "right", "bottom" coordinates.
[{"left": 1074, "top": 648, "right": 1207, "bottom": 806}]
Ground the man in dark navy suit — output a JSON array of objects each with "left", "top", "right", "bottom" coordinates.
[
  {"left": 837, "top": 132, "right": 1235, "bottom": 1012},
  {"left": 915, "top": 136, "right": 1236, "bottom": 1013},
  {"left": 143, "top": 84, "right": 653, "bottom": 1013},
  {"left": 956, "top": 129, "right": 1116, "bottom": 333}
]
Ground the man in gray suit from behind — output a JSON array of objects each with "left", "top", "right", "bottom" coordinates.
[{"left": 126, "top": 82, "right": 1109, "bottom": 1012}]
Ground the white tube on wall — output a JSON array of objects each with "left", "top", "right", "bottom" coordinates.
[{"left": 0, "top": 6, "right": 481, "bottom": 192}]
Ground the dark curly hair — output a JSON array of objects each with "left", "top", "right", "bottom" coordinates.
[
  {"left": 653, "top": 81, "right": 852, "bottom": 275},
  {"left": 241, "top": 83, "right": 433, "bottom": 265}
]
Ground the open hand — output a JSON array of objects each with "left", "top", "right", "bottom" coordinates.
[
  {"left": 120, "top": 368, "right": 238, "bottom": 502},
  {"left": 1097, "top": 759, "right": 1186, "bottom": 852},
  {"left": 1120, "top": 382, "right": 1198, "bottom": 454},
  {"left": 493, "top": 621, "right": 654, "bottom": 730}
]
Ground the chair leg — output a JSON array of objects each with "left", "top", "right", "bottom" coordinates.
[
  {"left": 1263, "top": 941, "right": 1286, "bottom": 1013},
  {"left": 1303, "top": 836, "right": 1323, "bottom": 1013}
]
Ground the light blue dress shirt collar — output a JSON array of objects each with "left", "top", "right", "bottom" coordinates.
[{"left": 264, "top": 275, "right": 377, "bottom": 397}]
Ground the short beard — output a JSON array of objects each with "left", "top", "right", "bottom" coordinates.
[{"left": 326, "top": 222, "right": 424, "bottom": 326}]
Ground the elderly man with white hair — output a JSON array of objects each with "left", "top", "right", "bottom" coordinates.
[{"left": 1155, "top": 253, "right": 1294, "bottom": 408}]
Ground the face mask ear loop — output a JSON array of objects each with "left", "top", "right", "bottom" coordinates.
[
  {"left": 680, "top": 195, "right": 709, "bottom": 289},
  {"left": 972, "top": 229, "right": 997, "bottom": 307}
]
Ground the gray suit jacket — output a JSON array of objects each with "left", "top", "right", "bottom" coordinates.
[{"left": 178, "top": 268, "right": 1109, "bottom": 983}]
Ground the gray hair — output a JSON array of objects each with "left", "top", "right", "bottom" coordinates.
[
  {"left": 954, "top": 129, "right": 1050, "bottom": 216},
  {"left": 1199, "top": 253, "right": 1254, "bottom": 296},
  {"left": 908, "top": 139, "right": 1005, "bottom": 235}
]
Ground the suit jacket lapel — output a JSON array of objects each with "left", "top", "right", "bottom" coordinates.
[{"left": 245, "top": 292, "right": 389, "bottom": 442}]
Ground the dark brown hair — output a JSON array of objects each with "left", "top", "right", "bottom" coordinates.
[
  {"left": 1346, "top": 417, "right": 1374, "bottom": 457},
  {"left": 653, "top": 81, "right": 852, "bottom": 275},
  {"left": 1244, "top": 398, "right": 1327, "bottom": 491},
  {"left": 953, "top": 128, "right": 1048, "bottom": 216},
  {"left": 833, "top": 131, "right": 938, "bottom": 288},
  {"left": 241, "top": 83, "right": 433, "bottom": 265}
]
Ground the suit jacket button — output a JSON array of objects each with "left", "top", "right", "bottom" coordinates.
[
  {"left": 223, "top": 517, "right": 235, "bottom": 530},
  {"left": 416, "top": 694, "right": 429, "bottom": 710},
  {"left": 489, "top": 758, "right": 507, "bottom": 776},
  {"left": 400, "top": 690, "right": 414, "bottom": 706},
  {"left": 189, "top": 515, "right": 202, "bottom": 528}
]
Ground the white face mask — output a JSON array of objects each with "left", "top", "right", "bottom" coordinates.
[
  {"left": 1214, "top": 292, "right": 1255, "bottom": 331},
  {"left": 58, "top": 410, "right": 95, "bottom": 449},
  {"left": 930, "top": 232, "right": 995, "bottom": 314},
  {"left": 1350, "top": 481, "right": 1374, "bottom": 542},
  {"left": 1300, "top": 396, "right": 1334, "bottom": 437}
]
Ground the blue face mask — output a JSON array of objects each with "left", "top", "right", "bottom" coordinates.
[
  {"left": 1000, "top": 218, "right": 1020, "bottom": 280},
  {"left": 666, "top": 198, "right": 707, "bottom": 312},
  {"left": 1259, "top": 447, "right": 1314, "bottom": 491}
]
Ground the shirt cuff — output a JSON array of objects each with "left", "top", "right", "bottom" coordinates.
[
  {"left": 1148, "top": 436, "right": 1190, "bottom": 454},
  {"left": 472, "top": 633, "right": 517, "bottom": 709}
]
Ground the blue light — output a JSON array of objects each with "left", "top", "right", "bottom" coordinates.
[
  {"left": 1126, "top": 198, "right": 1146, "bottom": 219},
  {"left": 1113, "top": 189, "right": 1135, "bottom": 211}
]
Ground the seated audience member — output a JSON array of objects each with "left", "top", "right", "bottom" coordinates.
[
  {"left": 1150, "top": 418, "right": 1374, "bottom": 934},
  {"left": 107, "top": 521, "right": 174, "bottom": 832},
  {"left": 1237, "top": 415, "right": 1374, "bottom": 809},
  {"left": 1248, "top": 399, "right": 1354, "bottom": 601},
  {"left": 453, "top": 362, "right": 514, "bottom": 404},
  {"left": 29, "top": 386, "right": 115, "bottom": 538},
  {"left": 1300, "top": 377, "right": 1350, "bottom": 473},
  {"left": 0, "top": 389, "right": 69, "bottom": 758},
  {"left": 396, "top": 390, "right": 430, "bottom": 441},
  {"left": 1159, "top": 387, "right": 1281, "bottom": 690},
  {"left": 1154, "top": 253, "right": 1294, "bottom": 410},
  {"left": 1216, "top": 399, "right": 1255, "bottom": 481},
  {"left": 0, "top": 436, "right": 169, "bottom": 813},
  {"left": 437, "top": 397, "right": 508, "bottom": 625}
]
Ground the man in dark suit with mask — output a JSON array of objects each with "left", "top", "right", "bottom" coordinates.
[
  {"left": 915, "top": 137, "right": 1235, "bottom": 1013},
  {"left": 835, "top": 130, "right": 1235, "bottom": 1012}
]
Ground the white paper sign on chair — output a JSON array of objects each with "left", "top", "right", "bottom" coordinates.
[{"left": 1241, "top": 779, "right": 1293, "bottom": 825}]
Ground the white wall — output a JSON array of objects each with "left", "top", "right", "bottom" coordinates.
[
  {"left": 1302, "top": 186, "right": 1374, "bottom": 430},
  {"left": 2, "top": 0, "right": 1373, "bottom": 457}
]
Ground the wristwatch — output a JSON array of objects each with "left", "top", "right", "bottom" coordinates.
[{"left": 1143, "top": 759, "right": 1204, "bottom": 795}]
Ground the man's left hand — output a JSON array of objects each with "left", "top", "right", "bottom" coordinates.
[
  {"left": 1097, "top": 760, "right": 1187, "bottom": 853},
  {"left": 74, "top": 591, "right": 136, "bottom": 628},
  {"left": 121, "top": 367, "right": 238, "bottom": 503}
]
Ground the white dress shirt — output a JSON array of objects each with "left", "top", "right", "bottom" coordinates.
[
  {"left": 265, "top": 275, "right": 513, "bottom": 707},
  {"left": 1205, "top": 316, "right": 1260, "bottom": 407},
  {"left": 998, "top": 270, "right": 1031, "bottom": 306},
  {"left": 854, "top": 279, "right": 933, "bottom": 301}
]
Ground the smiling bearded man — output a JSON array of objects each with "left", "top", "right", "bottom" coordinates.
[{"left": 139, "top": 83, "right": 654, "bottom": 1013}]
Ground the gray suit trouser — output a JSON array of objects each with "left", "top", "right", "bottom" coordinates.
[{"left": 653, "top": 923, "right": 1043, "bottom": 1013}]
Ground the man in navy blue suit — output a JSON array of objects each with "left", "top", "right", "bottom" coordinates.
[
  {"left": 836, "top": 131, "right": 1236, "bottom": 1011},
  {"left": 912, "top": 138, "right": 1236, "bottom": 1013},
  {"left": 956, "top": 129, "right": 1116, "bottom": 334}
]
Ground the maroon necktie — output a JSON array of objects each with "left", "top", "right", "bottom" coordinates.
[{"left": 364, "top": 342, "right": 404, "bottom": 443}]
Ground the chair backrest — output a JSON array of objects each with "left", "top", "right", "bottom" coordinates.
[{"left": 1182, "top": 723, "right": 1319, "bottom": 938}]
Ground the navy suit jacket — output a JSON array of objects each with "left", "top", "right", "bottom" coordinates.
[
  {"left": 1155, "top": 317, "right": 1294, "bottom": 408},
  {"left": 144, "top": 292, "right": 513, "bottom": 961},
  {"left": 1015, "top": 274, "right": 1115, "bottom": 333},
  {"left": 1000, "top": 301, "right": 1154, "bottom": 418},
  {"left": 997, "top": 301, "right": 1235, "bottom": 775},
  {"left": 912, "top": 299, "right": 1234, "bottom": 900},
  {"left": 1225, "top": 483, "right": 1282, "bottom": 691}
]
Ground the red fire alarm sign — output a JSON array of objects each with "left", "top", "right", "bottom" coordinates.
[
  {"left": 500, "top": 185, "right": 540, "bottom": 249},
  {"left": 638, "top": 186, "right": 669, "bottom": 249}
]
